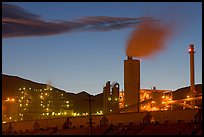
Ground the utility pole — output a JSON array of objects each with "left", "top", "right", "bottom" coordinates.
[{"left": 84, "top": 94, "right": 95, "bottom": 135}]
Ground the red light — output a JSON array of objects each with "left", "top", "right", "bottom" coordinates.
[{"left": 189, "top": 48, "right": 192, "bottom": 52}]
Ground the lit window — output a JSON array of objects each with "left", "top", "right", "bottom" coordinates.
[
  {"left": 50, "top": 88, "right": 53, "bottom": 91},
  {"left": 66, "top": 101, "right": 69, "bottom": 103},
  {"left": 23, "top": 88, "right": 26, "bottom": 90}
]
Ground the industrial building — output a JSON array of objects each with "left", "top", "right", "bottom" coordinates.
[
  {"left": 103, "top": 81, "right": 120, "bottom": 114},
  {"left": 124, "top": 56, "right": 140, "bottom": 112},
  {"left": 2, "top": 86, "right": 74, "bottom": 123}
]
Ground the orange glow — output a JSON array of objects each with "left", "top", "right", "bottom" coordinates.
[
  {"left": 187, "top": 95, "right": 190, "bottom": 98},
  {"left": 7, "top": 98, "right": 10, "bottom": 101},
  {"left": 11, "top": 98, "right": 15, "bottom": 102},
  {"left": 151, "top": 101, "right": 155, "bottom": 103},
  {"left": 189, "top": 48, "right": 192, "bottom": 52}
]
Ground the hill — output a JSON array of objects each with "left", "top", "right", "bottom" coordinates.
[{"left": 2, "top": 74, "right": 103, "bottom": 113}]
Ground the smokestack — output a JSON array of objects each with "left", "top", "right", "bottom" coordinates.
[
  {"left": 188, "top": 44, "right": 195, "bottom": 108},
  {"left": 124, "top": 56, "right": 140, "bottom": 112}
]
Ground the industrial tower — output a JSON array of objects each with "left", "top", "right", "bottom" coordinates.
[{"left": 124, "top": 56, "right": 140, "bottom": 112}]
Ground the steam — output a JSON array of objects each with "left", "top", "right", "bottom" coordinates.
[
  {"left": 126, "top": 18, "right": 172, "bottom": 58},
  {"left": 2, "top": 4, "right": 142, "bottom": 38}
]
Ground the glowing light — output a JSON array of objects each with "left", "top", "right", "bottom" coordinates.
[
  {"left": 3, "top": 121, "right": 6, "bottom": 123},
  {"left": 108, "top": 97, "right": 111, "bottom": 101},
  {"left": 162, "top": 101, "right": 166, "bottom": 104},
  {"left": 143, "top": 105, "right": 146, "bottom": 108},
  {"left": 7, "top": 98, "right": 10, "bottom": 101},
  {"left": 45, "top": 93, "right": 48, "bottom": 96},
  {"left": 50, "top": 88, "right": 53, "bottom": 91},
  {"left": 125, "top": 105, "right": 128, "bottom": 107},
  {"left": 29, "top": 88, "right": 31, "bottom": 90},
  {"left": 110, "top": 109, "right": 112, "bottom": 112},
  {"left": 23, "top": 88, "right": 26, "bottom": 90},
  {"left": 52, "top": 112, "right": 55, "bottom": 116},
  {"left": 187, "top": 95, "right": 190, "bottom": 98},
  {"left": 21, "top": 97, "right": 23, "bottom": 99},
  {"left": 20, "top": 104, "right": 22, "bottom": 107},
  {"left": 66, "top": 101, "right": 69, "bottom": 103},
  {"left": 61, "top": 94, "right": 63, "bottom": 96},
  {"left": 9, "top": 117, "right": 12, "bottom": 119},
  {"left": 115, "top": 98, "right": 118, "bottom": 101},
  {"left": 151, "top": 101, "right": 155, "bottom": 103},
  {"left": 41, "top": 104, "right": 43, "bottom": 106},
  {"left": 19, "top": 88, "right": 21, "bottom": 90},
  {"left": 64, "top": 112, "right": 67, "bottom": 115},
  {"left": 162, "top": 96, "right": 165, "bottom": 99},
  {"left": 189, "top": 48, "right": 192, "bottom": 52},
  {"left": 40, "top": 95, "right": 43, "bottom": 99},
  {"left": 46, "top": 108, "right": 49, "bottom": 111},
  {"left": 67, "top": 105, "right": 69, "bottom": 107},
  {"left": 26, "top": 103, "right": 28, "bottom": 106},
  {"left": 169, "top": 98, "right": 172, "bottom": 101}
]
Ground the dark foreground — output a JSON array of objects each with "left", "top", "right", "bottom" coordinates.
[{"left": 3, "top": 122, "right": 202, "bottom": 135}]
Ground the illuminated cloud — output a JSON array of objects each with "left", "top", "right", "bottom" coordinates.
[{"left": 2, "top": 4, "right": 142, "bottom": 38}]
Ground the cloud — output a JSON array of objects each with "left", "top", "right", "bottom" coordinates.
[{"left": 2, "top": 4, "right": 143, "bottom": 38}]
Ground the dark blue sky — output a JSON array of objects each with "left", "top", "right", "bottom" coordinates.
[{"left": 2, "top": 2, "right": 202, "bottom": 95}]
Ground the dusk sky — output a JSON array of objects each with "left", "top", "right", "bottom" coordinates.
[{"left": 2, "top": 2, "right": 202, "bottom": 95}]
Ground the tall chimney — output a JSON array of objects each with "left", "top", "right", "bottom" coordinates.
[{"left": 188, "top": 44, "right": 195, "bottom": 108}]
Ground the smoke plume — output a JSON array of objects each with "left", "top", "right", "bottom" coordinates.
[
  {"left": 2, "top": 4, "right": 142, "bottom": 38},
  {"left": 126, "top": 18, "right": 172, "bottom": 58}
]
